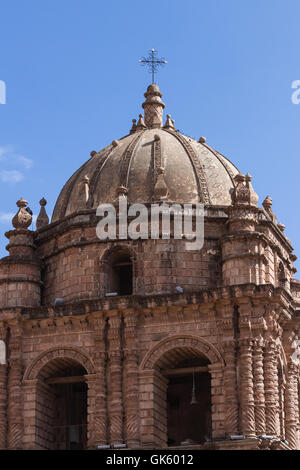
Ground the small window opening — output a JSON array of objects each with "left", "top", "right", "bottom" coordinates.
[{"left": 104, "top": 249, "right": 133, "bottom": 296}]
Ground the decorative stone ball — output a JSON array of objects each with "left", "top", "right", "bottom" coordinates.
[{"left": 12, "top": 197, "right": 32, "bottom": 229}]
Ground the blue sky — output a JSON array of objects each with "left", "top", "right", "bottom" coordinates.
[{"left": 1, "top": 0, "right": 300, "bottom": 271}]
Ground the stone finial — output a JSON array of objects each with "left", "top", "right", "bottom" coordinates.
[
  {"left": 12, "top": 197, "right": 32, "bottom": 229},
  {"left": 36, "top": 197, "right": 49, "bottom": 229},
  {"left": 163, "top": 114, "right": 175, "bottom": 130},
  {"left": 199, "top": 137, "right": 206, "bottom": 144},
  {"left": 231, "top": 173, "right": 258, "bottom": 206},
  {"left": 90, "top": 150, "right": 97, "bottom": 157},
  {"left": 277, "top": 222, "right": 285, "bottom": 232},
  {"left": 262, "top": 196, "right": 277, "bottom": 223},
  {"left": 262, "top": 195, "right": 272, "bottom": 211},
  {"left": 117, "top": 185, "right": 128, "bottom": 196},
  {"left": 130, "top": 119, "right": 137, "bottom": 134},
  {"left": 142, "top": 84, "right": 165, "bottom": 129},
  {"left": 136, "top": 114, "right": 146, "bottom": 130}
]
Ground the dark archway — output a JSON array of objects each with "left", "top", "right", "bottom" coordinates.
[
  {"left": 35, "top": 358, "right": 88, "bottom": 450},
  {"left": 165, "top": 356, "right": 211, "bottom": 446},
  {"left": 167, "top": 358, "right": 211, "bottom": 446}
]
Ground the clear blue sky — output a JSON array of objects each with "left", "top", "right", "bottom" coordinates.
[{"left": 1, "top": 0, "right": 300, "bottom": 271}]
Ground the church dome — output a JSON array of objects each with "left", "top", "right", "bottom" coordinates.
[{"left": 52, "top": 84, "right": 240, "bottom": 222}]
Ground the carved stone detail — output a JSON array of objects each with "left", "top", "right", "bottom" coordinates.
[
  {"left": 264, "top": 341, "right": 281, "bottom": 437},
  {"left": 252, "top": 336, "right": 266, "bottom": 436},
  {"left": 238, "top": 338, "right": 256, "bottom": 437},
  {"left": 222, "top": 340, "right": 239, "bottom": 435},
  {"left": 284, "top": 363, "right": 299, "bottom": 449}
]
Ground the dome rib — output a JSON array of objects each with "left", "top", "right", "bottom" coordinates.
[
  {"left": 163, "top": 129, "right": 211, "bottom": 204},
  {"left": 87, "top": 145, "right": 116, "bottom": 208},
  {"left": 119, "top": 131, "right": 145, "bottom": 190},
  {"left": 52, "top": 157, "right": 93, "bottom": 221}
]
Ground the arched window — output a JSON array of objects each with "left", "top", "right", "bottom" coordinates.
[{"left": 102, "top": 247, "right": 133, "bottom": 296}]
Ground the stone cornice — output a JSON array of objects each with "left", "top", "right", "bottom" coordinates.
[
  {"left": 0, "top": 256, "right": 41, "bottom": 266},
  {"left": 0, "top": 282, "right": 293, "bottom": 321}
]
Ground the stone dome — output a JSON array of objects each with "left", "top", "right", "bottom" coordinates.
[{"left": 52, "top": 84, "right": 240, "bottom": 222}]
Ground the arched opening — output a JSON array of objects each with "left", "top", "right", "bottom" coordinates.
[
  {"left": 35, "top": 358, "right": 88, "bottom": 450},
  {"left": 157, "top": 347, "right": 212, "bottom": 447},
  {"left": 102, "top": 247, "right": 133, "bottom": 296}
]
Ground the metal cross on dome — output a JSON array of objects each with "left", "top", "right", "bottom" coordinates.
[{"left": 138, "top": 48, "right": 167, "bottom": 84}]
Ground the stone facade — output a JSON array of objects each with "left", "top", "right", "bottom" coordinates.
[{"left": 0, "top": 85, "right": 299, "bottom": 450}]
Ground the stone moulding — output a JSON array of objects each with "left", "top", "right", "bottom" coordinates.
[
  {"left": 23, "top": 346, "right": 96, "bottom": 381},
  {"left": 140, "top": 334, "right": 225, "bottom": 371}
]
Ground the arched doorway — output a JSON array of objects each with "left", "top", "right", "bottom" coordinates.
[
  {"left": 140, "top": 336, "right": 223, "bottom": 448},
  {"left": 28, "top": 357, "right": 88, "bottom": 449}
]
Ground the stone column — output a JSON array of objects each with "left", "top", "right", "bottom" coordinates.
[
  {"left": 93, "top": 314, "right": 107, "bottom": 446},
  {"left": 123, "top": 310, "right": 140, "bottom": 447},
  {"left": 208, "top": 363, "right": 225, "bottom": 440},
  {"left": 222, "top": 340, "right": 239, "bottom": 435},
  {"left": 239, "top": 338, "right": 256, "bottom": 437},
  {"left": 7, "top": 321, "right": 23, "bottom": 449},
  {"left": 107, "top": 312, "right": 123, "bottom": 445},
  {"left": 284, "top": 363, "right": 299, "bottom": 449},
  {"left": 22, "top": 379, "right": 38, "bottom": 449},
  {"left": 85, "top": 374, "right": 97, "bottom": 449},
  {"left": 0, "top": 322, "right": 7, "bottom": 449},
  {"left": 139, "top": 369, "right": 168, "bottom": 448},
  {"left": 264, "top": 340, "right": 280, "bottom": 437},
  {"left": 252, "top": 336, "right": 266, "bottom": 436}
]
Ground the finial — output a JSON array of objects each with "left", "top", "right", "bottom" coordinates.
[
  {"left": 163, "top": 114, "right": 175, "bottom": 130},
  {"left": 277, "top": 222, "right": 285, "bottom": 232},
  {"left": 36, "top": 197, "right": 49, "bottom": 229},
  {"left": 231, "top": 173, "right": 258, "bottom": 206},
  {"left": 262, "top": 195, "right": 272, "bottom": 210},
  {"left": 136, "top": 113, "right": 146, "bottom": 130},
  {"left": 12, "top": 197, "right": 32, "bottom": 229},
  {"left": 90, "top": 150, "right": 97, "bottom": 157},
  {"left": 142, "top": 84, "right": 165, "bottom": 128},
  {"left": 262, "top": 196, "right": 277, "bottom": 223},
  {"left": 17, "top": 197, "right": 28, "bottom": 208},
  {"left": 130, "top": 119, "right": 137, "bottom": 134},
  {"left": 117, "top": 185, "right": 128, "bottom": 196},
  {"left": 199, "top": 137, "right": 206, "bottom": 143},
  {"left": 138, "top": 48, "right": 167, "bottom": 84},
  {"left": 112, "top": 140, "right": 119, "bottom": 147}
]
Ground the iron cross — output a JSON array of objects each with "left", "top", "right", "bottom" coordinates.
[{"left": 139, "top": 49, "right": 167, "bottom": 84}]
